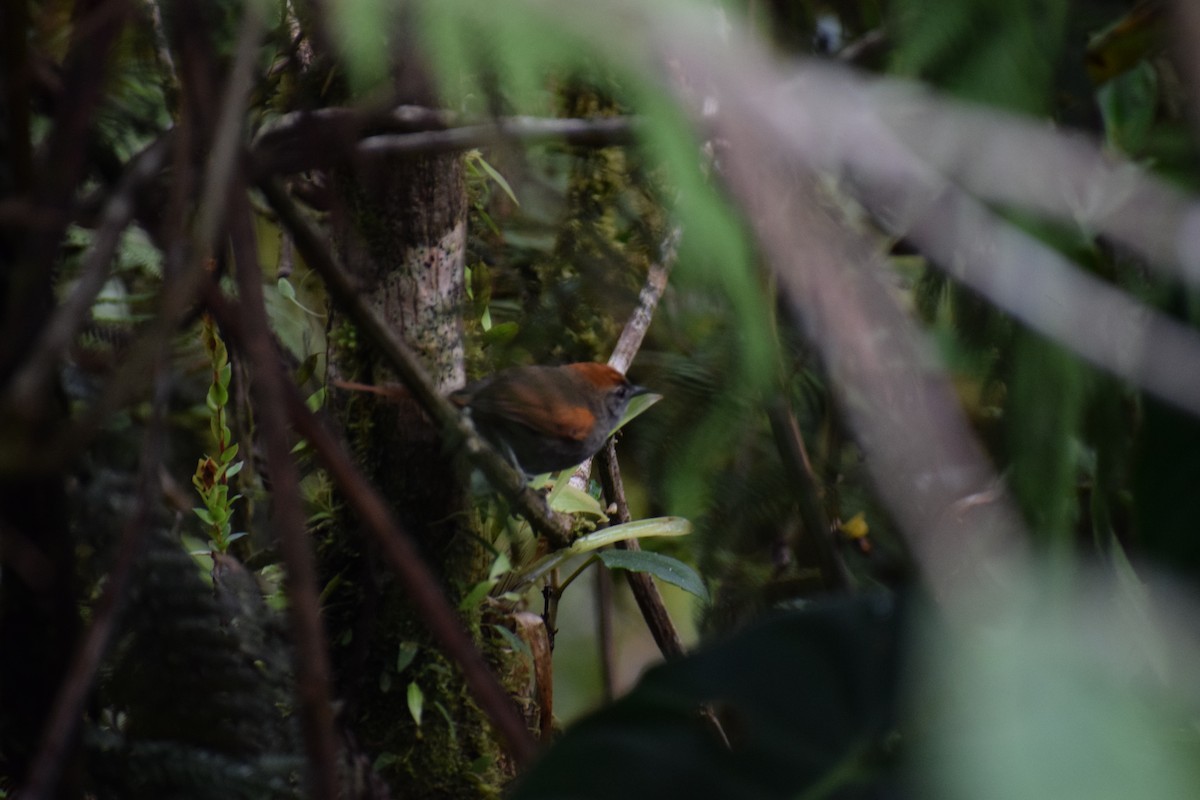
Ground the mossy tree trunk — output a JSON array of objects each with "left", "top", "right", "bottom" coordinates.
[{"left": 323, "top": 151, "right": 515, "bottom": 796}]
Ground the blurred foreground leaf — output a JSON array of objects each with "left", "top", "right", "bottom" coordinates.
[{"left": 513, "top": 594, "right": 903, "bottom": 799}]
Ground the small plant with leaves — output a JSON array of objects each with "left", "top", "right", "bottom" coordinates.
[{"left": 193, "top": 315, "right": 246, "bottom": 554}]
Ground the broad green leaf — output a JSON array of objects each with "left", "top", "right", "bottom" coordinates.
[
  {"left": 598, "top": 549, "right": 708, "bottom": 601},
  {"left": 513, "top": 517, "right": 692, "bottom": 589}
]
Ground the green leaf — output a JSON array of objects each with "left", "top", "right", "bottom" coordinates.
[
  {"left": 396, "top": 641, "right": 419, "bottom": 674},
  {"left": 407, "top": 681, "right": 425, "bottom": 726},
  {"left": 488, "top": 550, "right": 513, "bottom": 581},
  {"left": 458, "top": 578, "right": 494, "bottom": 611},
  {"left": 193, "top": 507, "right": 216, "bottom": 525},
  {"left": 548, "top": 483, "right": 606, "bottom": 518},
  {"left": 513, "top": 517, "right": 693, "bottom": 589},
  {"left": 475, "top": 155, "right": 520, "bottom": 206},
  {"left": 492, "top": 624, "right": 532, "bottom": 658},
  {"left": 206, "top": 383, "right": 226, "bottom": 410},
  {"left": 482, "top": 320, "right": 519, "bottom": 346},
  {"left": 277, "top": 276, "right": 322, "bottom": 316},
  {"left": 598, "top": 549, "right": 708, "bottom": 602},
  {"left": 613, "top": 391, "right": 663, "bottom": 434},
  {"left": 223, "top": 459, "right": 244, "bottom": 480},
  {"left": 306, "top": 387, "right": 326, "bottom": 411},
  {"left": 218, "top": 362, "right": 232, "bottom": 389}
]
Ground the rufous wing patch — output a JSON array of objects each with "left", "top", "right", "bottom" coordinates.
[
  {"left": 540, "top": 404, "right": 595, "bottom": 442},
  {"left": 474, "top": 377, "right": 595, "bottom": 442}
]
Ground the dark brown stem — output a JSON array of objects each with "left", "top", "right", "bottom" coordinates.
[
  {"left": 227, "top": 190, "right": 340, "bottom": 799},
  {"left": 596, "top": 443, "right": 685, "bottom": 660},
  {"left": 596, "top": 442, "right": 730, "bottom": 748}
]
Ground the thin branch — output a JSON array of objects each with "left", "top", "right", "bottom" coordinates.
[
  {"left": 205, "top": 289, "right": 538, "bottom": 766},
  {"left": 609, "top": 227, "right": 680, "bottom": 374},
  {"left": 569, "top": 226, "right": 680, "bottom": 489},
  {"left": 6, "top": 137, "right": 171, "bottom": 417},
  {"left": 356, "top": 116, "right": 638, "bottom": 157},
  {"left": 257, "top": 176, "right": 574, "bottom": 549},
  {"left": 251, "top": 108, "right": 637, "bottom": 176},
  {"left": 766, "top": 401, "right": 851, "bottom": 592},
  {"left": 596, "top": 443, "right": 685, "bottom": 661},
  {"left": 227, "top": 190, "right": 340, "bottom": 800},
  {"left": 20, "top": 351, "right": 173, "bottom": 800},
  {"left": 596, "top": 443, "right": 731, "bottom": 749}
]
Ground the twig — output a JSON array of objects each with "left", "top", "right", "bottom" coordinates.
[
  {"left": 251, "top": 109, "right": 637, "bottom": 176},
  {"left": 202, "top": 289, "right": 540, "bottom": 767},
  {"left": 569, "top": 226, "right": 680, "bottom": 490},
  {"left": 20, "top": 350, "right": 172, "bottom": 800},
  {"left": 227, "top": 189, "right": 340, "bottom": 800},
  {"left": 595, "top": 443, "right": 685, "bottom": 661},
  {"left": 766, "top": 401, "right": 851, "bottom": 591},
  {"left": 257, "top": 176, "right": 574, "bottom": 549},
  {"left": 607, "top": 227, "right": 680, "bottom": 375},
  {"left": 356, "top": 116, "right": 638, "bottom": 156},
  {"left": 597, "top": 443, "right": 731, "bottom": 749}
]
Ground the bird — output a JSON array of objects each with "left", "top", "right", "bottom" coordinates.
[{"left": 450, "top": 362, "right": 649, "bottom": 474}]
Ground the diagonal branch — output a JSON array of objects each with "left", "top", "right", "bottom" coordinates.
[
  {"left": 251, "top": 107, "right": 637, "bottom": 176},
  {"left": 226, "top": 189, "right": 340, "bottom": 800},
  {"left": 6, "top": 137, "right": 171, "bottom": 417},
  {"left": 257, "top": 176, "right": 574, "bottom": 549}
]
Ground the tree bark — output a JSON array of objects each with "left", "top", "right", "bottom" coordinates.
[{"left": 325, "top": 150, "right": 515, "bottom": 796}]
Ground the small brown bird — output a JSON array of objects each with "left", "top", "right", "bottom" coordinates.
[{"left": 451, "top": 362, "right": 649, "bottom": 474}]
